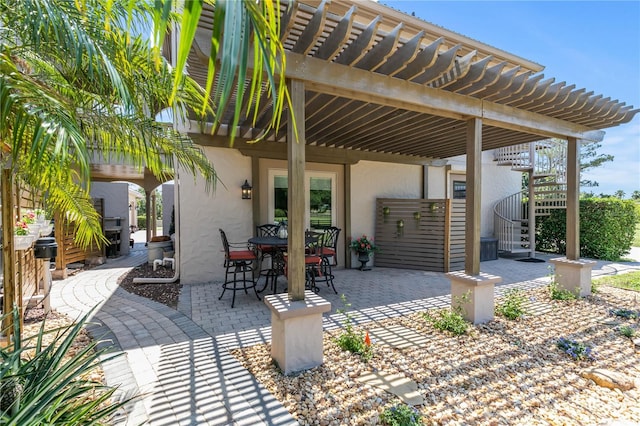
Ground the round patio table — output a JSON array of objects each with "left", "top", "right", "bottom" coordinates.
[{"left": 249, "top": 235, "right": 317, "bottom": 294}]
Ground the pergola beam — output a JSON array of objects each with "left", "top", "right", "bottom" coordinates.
[{"left": 283, "top": 52, "right": 605, "bottom": 142}]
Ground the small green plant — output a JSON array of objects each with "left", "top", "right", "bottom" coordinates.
[
  {"left": 556, "top": 337, "right": 595, "bottom": 362},
  {"left": 496, "top": 289, "right": 528, "bottom": 320},
  {"left": 609, "top": 308, "right": 640, "bottom": 319},
  {"left": 549, "top": 281, "right": 578, "bottom": 301},
  {"left": 334, "top": 295, "right": 373, "bottom": 361},
  {"left": 619, "top": 325, "right": 636, "bottom": 338},
  {"left": 380, "top": 403, "right": 423, "bottom": 426},
  {"left": 424, "top": 292, "right": 469, "bottom": 335}
]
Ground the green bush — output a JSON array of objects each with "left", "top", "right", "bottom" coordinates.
[
  {"left": 137, "top": 215, "right": 146, "bottom": 229},
  {"left": 537, "top": 198, "right": 639, "bottom": 260}
]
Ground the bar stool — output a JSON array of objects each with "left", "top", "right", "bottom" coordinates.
[{"left": 218, "top": 229, "right": 260, "bottom": 308}]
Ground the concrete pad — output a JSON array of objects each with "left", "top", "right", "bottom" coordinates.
[
  {"left": 356, "top": 371, "right": 424, "bottom": 406},
  {"left": 368, "top": 324, "right": 429, "bottom": 349}
]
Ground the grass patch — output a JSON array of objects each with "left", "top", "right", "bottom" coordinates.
[{"left": 593, "top": 271, "right": 640, "bottom": 292}]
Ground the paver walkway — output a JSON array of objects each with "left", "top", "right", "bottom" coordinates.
[{"left": 50, "top": 244, "right": 640, "bottom": 425}]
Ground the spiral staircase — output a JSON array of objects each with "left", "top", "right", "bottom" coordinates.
[{"left": 493, "top": 140, "right": 568, "bottom": 256}]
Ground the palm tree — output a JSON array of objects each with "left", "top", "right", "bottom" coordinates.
[
  {"left": 0, "top": 0, "right": 218, "bottom": 246},
  {"left": 146, "top": 0, "right": 290, "bottom": 142}
]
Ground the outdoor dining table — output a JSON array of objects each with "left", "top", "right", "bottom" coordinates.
[{"left": 248, "top": 235, "right": 317, "bottom": 294}]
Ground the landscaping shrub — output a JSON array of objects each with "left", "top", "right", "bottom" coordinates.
[
  {"left": 334, "top": 295, "right": 373, "bottom": 361},
  {"left": 424, "top": 292, "right": 470, "bottom": 336},
  {"left": 0, "top": 306, "right": 130, "bottom": 424},
  {"left": 137, "top": 215, "right": 146, "bottom": 229},
  {"left": 496, "top": 289, "right": 528, "bottom": 320},
  {"left": 380, "top": 403, "right": 423, "bottom": 425},
  {"left": 536, "top": 197, "right": 639, "bottom": 260}
]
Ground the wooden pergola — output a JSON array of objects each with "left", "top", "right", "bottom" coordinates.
[{"left": 187, "top": 0, "right": 637, "bottom": 302}]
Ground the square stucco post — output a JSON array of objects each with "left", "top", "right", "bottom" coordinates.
[
  {"left": 447, "top": 118, "right": 501, "bottom": 324},
  {"left": 265, "top": 291, "right": 331, "bottom": 375},
  {"left": 548, "top": 138, "right": 596, "bottom": 297}
]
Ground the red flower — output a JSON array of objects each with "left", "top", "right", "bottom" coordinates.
[{"left": 364, "top": 331, "right": 371, "bottom": 347}]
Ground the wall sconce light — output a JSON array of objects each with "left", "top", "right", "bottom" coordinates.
[
  {"left": 129, "top": 202, "right": 133, "bottom": 211},
  {"left": 241, "top": 180, "right": 253, "bottom": 200}
]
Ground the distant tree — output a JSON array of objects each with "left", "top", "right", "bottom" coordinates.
[
  {"left": 632, "top": 190, "right": 640, "bottom": 201},
  {"left": 614, "top": 190, "right": 626, "bottom": 199},
  {"left": 579, "top": 141, "right": 614, "bottom": 188}
]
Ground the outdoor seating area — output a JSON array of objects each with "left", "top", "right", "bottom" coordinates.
[{"left": 219, "top": 225, "right": 342, "bottom": 307}]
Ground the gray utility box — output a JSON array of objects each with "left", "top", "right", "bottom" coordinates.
[{"left": 480, "top": 237, "right": 498, "bottom": 261}]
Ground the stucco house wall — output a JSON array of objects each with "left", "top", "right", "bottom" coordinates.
[
  {"left": 90, "top": 182, "right": 130, "bottom": 255},
  {"left": 349, "top": 160, "right": 422, "bottom": 265},
  {"left": 177, "top": 146, "right": 521, "bottom": 284},
  {"left": 179, "top": 147, "right": 253, "bottom": 283}
]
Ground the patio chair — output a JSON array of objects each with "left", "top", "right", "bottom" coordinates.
[
  {"left": 304, "top": 231, "right": 337, "bottom": 294},
  {"left": 255, "top": 224, "right": 280, "bottom": 280},
  {"left": 317, "top": 226, "right": 341, "bottom": 266},
  {"left": 218, "top": 229, "right": 260, "bottom": 308},
  {"left": 283, "top": 232, "right": 326, "bottom": 293}
]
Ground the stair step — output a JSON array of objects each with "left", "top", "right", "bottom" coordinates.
[{"left": 507, "top": 248, "right": 531, "bottom": 254}]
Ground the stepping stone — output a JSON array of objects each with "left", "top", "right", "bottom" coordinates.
[
  {"left": 356, "top": 371, "right": 424, "bottom": 406},
  {"left": 581, "top": 368, "right": 637, "bottom": 391},
  {"left": 368, "top": 324, "right": 429, "bottom": 349},
  {"left": 521, "top": 300, "right": 553, "bottom": 316}
]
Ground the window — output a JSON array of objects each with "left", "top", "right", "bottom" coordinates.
[
  {"left": 453, "top": 180, "right": 466, "bottom": 199},
  {"left": 268, "top": 170, "right": 336, "bottom": 229}
]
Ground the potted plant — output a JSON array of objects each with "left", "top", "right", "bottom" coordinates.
[
  {"left": 14, "top": 220, "right": 34, "bottom": 250},
  {"left": 350, "top": 235, "right": 379, "bottom": 271}
]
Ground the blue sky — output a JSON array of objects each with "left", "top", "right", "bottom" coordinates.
[{"left": 382, "top": 1, "right": 640, "bottom": 197}]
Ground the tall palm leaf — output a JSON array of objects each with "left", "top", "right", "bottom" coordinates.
[
  {"left": 149, "top": 0, "right": 292, "bottom": 143},
  {"left": 0, "top": 0, "right": 218, "bottom": 246}
]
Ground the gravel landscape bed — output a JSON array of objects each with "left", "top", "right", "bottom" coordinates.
[{"left": 232, "top": 285, "right": 640, "bottom": 425}]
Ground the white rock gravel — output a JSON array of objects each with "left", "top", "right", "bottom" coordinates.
[{"left": 232, "top": 285, "right": 640, "bottom": 425}]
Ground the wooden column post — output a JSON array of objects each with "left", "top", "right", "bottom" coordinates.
[
  {"left": 464, "top": 118, "right": 482, "bottom": 276},
  {"left": 566, "top": 137, "right": 580, "bottom": 260},
  {"left": 287, "top": 79, "right": 306, "bottom": 301},
  {"left": 1, "top": 169, "right": 16, "bottom": 339}
]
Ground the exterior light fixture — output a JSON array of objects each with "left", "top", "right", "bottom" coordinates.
[{"left": 241, "top": 180, "right": 253, "bottom": 200}]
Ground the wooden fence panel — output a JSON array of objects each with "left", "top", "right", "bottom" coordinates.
[{"left": 373, "top": 198, "right": 466, "bottom": 272}]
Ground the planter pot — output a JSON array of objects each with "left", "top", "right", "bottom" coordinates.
[
  {"left": 14, "top": 235, "right": 34, "bottom": 250},
  {"left": 39, "top": 221, "right": 53, "bottom": 236},
  {"left": 27, "top": 223, "right": 41, "bottom": 237},
  {"left": 356, "top": 251, "right": 371, "bottom": 271}
]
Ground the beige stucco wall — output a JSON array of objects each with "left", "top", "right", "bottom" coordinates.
[
  {"left": 179, "top": 147, "right": 253, "bottom": 283},
  {"left": 177, "top": 147, "right": 520, "bottom": 282},
  {"left": 349, "top": 161, "right": 422, "bottom": 265}
]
